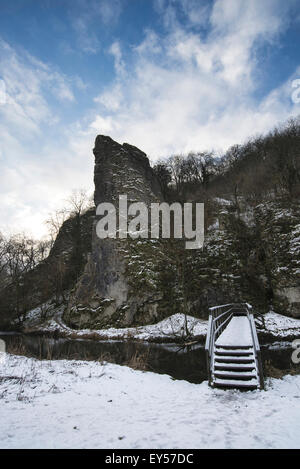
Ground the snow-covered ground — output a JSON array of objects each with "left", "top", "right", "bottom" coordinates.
[
  {"left": 260, "top": 312, "right": 300, "bottom": 338},
  {"left": 1, "top": 354, "right": 300, "bottom": 449},
  {"left": 26, "top": 310, "right": 300, "bottom": 343},
  {"left": 26, "top": 312, "right": 208, "bottom": 342}
]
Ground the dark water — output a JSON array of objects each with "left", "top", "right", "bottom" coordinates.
[{"left": 0, "top": 333, "right": 299, "bottom": 384}]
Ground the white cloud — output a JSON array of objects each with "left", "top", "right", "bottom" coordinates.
[
  {"left": 1, "top": 0, "right": 299, "bottom": 238},
  {"left": 94, "top": 83, "right": 123, "bottom": 111},
  {"left": 93, "top": 41, "right": 126, "bottom": 111},
  {"left": 210, "top": 0, "right": 289, "bottom": 36},
  {"left": 109, "top": 41, "right": 126, "bottom": 77},
  {"left": 155, "top": 0, "right": 211, "bottom": 29},
  {"left": 0, "top": 131, "right": 95, "bottom": 239},
  {"left": 97, "top": 0, "right": 122, "bottom": 25},
  {"left": 0, "top": 39, "right": 92, "bottom": 238},
  {"left": 70, "top": 0, "right": 123, "bottom": 54},
  {"left": 72, "top": 17, "right": 101, "bottom": 54},
  {"left": 134, "top": 30, "right": 162, "bottom": 56},
  {"left": 0, "top": 39, "right": 75, "bottom": 137},
  {"left": 92, "top": 0, "right": 299, "bottom": 158},
  {"left": 89, "top": 114, "right": 114, "bottom": 133}
]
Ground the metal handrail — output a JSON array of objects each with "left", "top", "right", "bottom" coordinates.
[
  {"left": 205, "top": 303, "right": 238, "bottom": 385},
  {"left": 205, "top": 302, "right": 264, "bottom": 388},
  {"left": 209, "top": 302, "right": 251, "bottom": 312},
  {"left": 248, "top": 311, "right": 264, "bottom": 390}
]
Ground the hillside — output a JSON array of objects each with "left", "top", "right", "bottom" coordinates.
[{"left": 0, "top": 119, "right": 299, "bottom": 331}]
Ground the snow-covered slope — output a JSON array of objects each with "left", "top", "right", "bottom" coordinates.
[
  {"left": 0, "top": 354, "right": 300, "bottom": 449},
  {"left": 259, "top": 311, "right": 300, "bottom": 338},
  {"left": 26, "top": 313, "right": 208, "bottom": 342},
  {"left": 24, "top": 309, "right": 300, "bottom": 342}
]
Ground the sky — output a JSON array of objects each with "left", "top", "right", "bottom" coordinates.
[{"left": 0, "top": 0, "right": 300, "bottom": 238}]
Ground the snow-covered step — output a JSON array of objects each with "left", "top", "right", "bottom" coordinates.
[
  {"left": 214, "top": 348, "right": 254, "bottom": 356},
  {"left": 214, "top": 370, "right": 257, "bottom": 379},
  {"left": 214, "top": 355, "right": 254, "bottom": 363},
  {"left": 214, "top": 362, "right": 256, "bottom": 371},
  {"left": 213, "top": 378, "right": 258, "bottom": 389},
  {"left": 206, "top": 305, "right": 264, "bottom": 390},
  {"left": 215, "top": 344, "right": 253, "bottom": 350}
]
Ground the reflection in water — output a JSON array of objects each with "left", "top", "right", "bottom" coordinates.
[{"left": 0, "top": 333, "right": 299, "bottom": 384}]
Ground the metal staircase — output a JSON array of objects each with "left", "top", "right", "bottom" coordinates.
[{"left": 205, "top": 303, "right": 264, "bottom": 390}]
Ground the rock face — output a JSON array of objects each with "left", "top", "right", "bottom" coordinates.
[
  {"left": 63, "top": 136, "right": 165, "bottom": 329},
  {"left": 1, "top": 135, "right": 299, "bottom": 331},
  {"left": 63, "top": 137, "right": 300, "bottom": 329},
  {"left": 254, "top": 201, "right": 300, "bottom": 318},
  {"left": 184, "top": 199, "right": 300, "bottom": 319}
]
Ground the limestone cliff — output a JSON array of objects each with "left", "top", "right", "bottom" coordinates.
[
  {"left": 59, "top": 137, "right": 300, "bottom": 327},
  {"left": 183, "top": 198, "right": 300, "bottom": 319},
  {"left": 1, "top": 135, "right": 299, "bottom": 331},
  {"left": 63, "top": 136, "right": 168, "bottom": 329}
]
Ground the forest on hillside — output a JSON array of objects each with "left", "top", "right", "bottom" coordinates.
[{"left": 154, "top": 117, "right": 300, "bottom": 204}]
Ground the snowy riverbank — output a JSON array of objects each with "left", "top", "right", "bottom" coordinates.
[
  {"left": 1, "top": 354, "right": 300, "bottom": 449},
  {"left": 22, "top": 310, "right": 300, "bottom": 343},
  {"left": 24, "top": 312, "right": 208, "bottom": 343},
  {"left": 259, "top": 311, "right": 300, "bottom": 339}
]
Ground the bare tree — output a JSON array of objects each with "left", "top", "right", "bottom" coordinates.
[
  {"left": 153, "top": 161, "right": 172, "bottom": 199},
  {"left": 0, "top": 234, "right": 49, "bottom": 322},
  {"left": 45, "top": 189, "right": 93, "bottom": 249},
  {"left": 45, "top": 209, "right": 68, "bottom": 245},
  {"left": 65, "top": 188, "right": 91, "bottom": 218}
]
